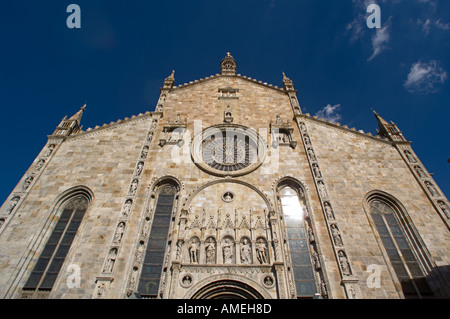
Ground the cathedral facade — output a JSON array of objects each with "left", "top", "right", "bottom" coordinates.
[{"left": 0, "top": 54, "right": 449, "bottom": 299}]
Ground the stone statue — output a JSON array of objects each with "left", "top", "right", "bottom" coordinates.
[
  {"left": 240, "top": 239, "right": 251, "bottom": 264},
  {"left": 222, "top": 238, "right": 233, "bottom": 264},
  {"left": 122, "top": 200, "right": 132, "bottom": 218},
  {"left": 6, "top": 196, "right": 20, "bottom": 214},
  {"left": 22, "top": 176, "right": 33, "bottom": 191},
  {"left": 308, "top": 148, "right": 316, "bottom": 161},
  {"left": 324, "top": 202, "right": 335, "bottom": 220},
  {"left": 331, "top": 224, "right": 343, "bottom": 246},
  {"left": 438, "top": 201, "right": 450, "bottom": 218},
  {"left": 136, "top": 162, "right": 144, "bottom": 176},
  {"left": 113, "top": 222, "right": 125, "bottom": 243},
  {"left": 338, "top": 250, "right": 351, "bottom": 276},
  {"left": 205, "top": 239, "right": 216, "bottom": 264},
  {"left": 35, "top": 159, "right": 45, "bottom": 172},
  {"left": 188, "top": 240, "right": 199, "bottom": 263},
  {"left": 44, "top": 144, "right": 55, "bottom": 157},
  {"left": 104, "top": 248, "right": 117, "bottom": 273},
  {"left": 129, "top": 179, "right": 138, "bottom": 195},
  {"left": 176, "top": 240, "right": 183, "bottom": 260},
  {"left": 308, "top": 227, "right": 315, "bottom": 243},
  {"left": 426, "top": 182, "right": 439, "bottom": 197},
  {"left": 304, "top": 134, "right": 311, "bottom": 145},
  {"left": 256, "top": 239, "right": 268, "bottom": 264},
  {"left": 415, "top": 166, "right": 426, "bottom": 178},
  {"left": 313, "top": 164, "right": 321, "bottom": 178},
  {"left": 140, "top": 146, "right": 149, "bottom": 159},
  {"left": 313, "top": 250, "right": 321, "bottom": 270},
  {"left": 404, "top": 150, "right": 416, "bottom": 163},
  {"left": 318, "top": 181, "right": 327, "bottom": 198}
]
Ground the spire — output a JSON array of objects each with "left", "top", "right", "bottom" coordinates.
[
  {"left": 373, "top": 110, "right": 389, "bottom": 127},
  {"left": 220, "top": 52, "right": 237, "bottom": 75},
  {"left": 282, "top": 72, "right": 295, "bottom": 91},
  {"left": 373, "top": 110, "right": 406, "bottom": 142},
  {"left": 163, "top": 70, "right": 175, "bottom": 89},
  {"left": 52, "top": 105, "right": 85, "bottom": 137},
  {"left": 69, "top": 104, "right": 86, "bottom": 124}
]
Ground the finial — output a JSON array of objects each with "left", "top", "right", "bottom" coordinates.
[{"left": 227, "top": 52, "right": 231, "bottom": 57}]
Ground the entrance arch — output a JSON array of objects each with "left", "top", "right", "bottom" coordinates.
[
  {"left": 185, "top": 274, "right": 272, "bottom": 299},
  {"left": 191, "top": 280, "right": 264, "bottom": 299}
]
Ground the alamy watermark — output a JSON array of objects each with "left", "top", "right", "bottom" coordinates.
[
  {"left": 66, "top": 4, "right": 81, "bottom": 29},
  {"left": 66, "top": 263, "right": 81, "bottom": 288},
  {"left": 366, "top": 264, "right": 381, "bottom": 289},
  {"left": 366, "top": 4, "right": 381, "bottom": 29}
]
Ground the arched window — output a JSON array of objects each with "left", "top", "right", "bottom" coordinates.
[
  {"left": 137, "top": 182, "right": 178, "bottom": 298},
  {"left": 23, "top": 192, "right": 91, "bottom": 292},
  {"left": 278, "top": 182, "right": 317, "bottom": 298},
  {"left": 367, "top": 194, "right": 434, "bottom": 299}
]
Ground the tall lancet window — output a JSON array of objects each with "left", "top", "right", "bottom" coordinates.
[
  {"left": 368, "top": 195, "right": 434, "bottom": 299},
  {"left": 23, "top": 195, "right": 89, "bottom": 292},
  {"left": 138, "top": 182, "right": 178, "bottom": 298},
  {"left": 279, "top": 184, "right": 317, "bottom": 298}
]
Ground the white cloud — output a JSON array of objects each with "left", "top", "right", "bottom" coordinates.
[
  {"left": 418, "top": 18, "right": 450, "bottom": 35},
  {"left": 367, "top": 22, "right": 391, "bottom": 61},
  {"left": 315, "top": 104, "right": 342, "bottom": 123},
  {"left": 404, "top": 60, "right": 447, "bottom": 93}
]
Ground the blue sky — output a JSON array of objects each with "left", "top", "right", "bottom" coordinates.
[{"left": 0, "top": 0, "right": 449, "bottom": 204}]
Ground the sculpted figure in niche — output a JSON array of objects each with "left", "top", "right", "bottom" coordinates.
[
  {"left": 256, "top": 239, "right": 268, "bottom": 264},
  {"left": 135, "top": 241, "right": 145, "bottom": 264},
  {"left": 44, "top": 144, "right": 55, "bottom": 157},
  {"left": 331, "top": 224, "right": 343, "bottom": 246},
  {"left": 313, "top": 250, "right": 321, "bottom": 270},
  {"left": 113, "top": 222, "right": 125, "bottom": 243},
  {"left": 324, "top": 202, "right": 335, "bottom": 220},
  {"left": 205, "top": 238, "right": 216, "bottom": 264},
  {"left": 188, "top": 239, "right": 199, "bottom": 264},
  {"left": 6, "top": 196, "right": 20, "bottom": 214},
  {"left": 312, "top": 163, "right": 321, "bottom": 178},
  {"left": 299, "top": 122, "right": 306, "bottom": 132},
  {"left": 222, "top": 238, "right": 233, "bottom": 264},
  {"left": 304, "top": 134, "right": 311, "bottom": 145},
  {"left": 176, "top": 240, "right": 184, "bottom": 260},
  {"left": 425, "top": 182, "right": 439, "bottom": 197},
  {"left": 308, "top": 227, "right": 315, "bottom": 243},
  {"left": 438, "top": 201, "right": 450, "bottom": 218},
  {"left": 308, "top": 148, "right": 316, "bottom": 161},
  {"left": 22, "top": 176, "right": 33, "bottom": 191},
  {"left": 147, "top": 131, "right": 153, "bottom": 143},
  {"left": 122, "top": 199, "right": 132, "bottom": 218},
  {"left": 414, "top": 166, "right": 426, "bottom": 178},
  {"left": 136, "top": 162, "right": 144, "bottom": 176},
  {"left": 338, "top": 250, "right": 352, "bottom": 276},
  {"left": 240, "top": 238, "right": 252, "bottom": 264},
  {"left": 129, "top": 179, "right": 138, "bottom": 196},
  {"left": 0, "top": 218, "right": 5, "bottom": 229},
  {"left": 140, "top": 146, "right": 149, "bottom": 160},
  {"left": 104, "top": 248, "right": 118, "bottom": 273},
  {"left": 318, "top": 181, "right": 327, "bottom": 198},
  {"left": 35, "top": 159, "right": 45, "bottom": 172},
  {"left": 264, "top": 276, "right": 274, "bottom": 287},
  {"left": 404, "top": 150, "right": 416, "bottom": 163}
]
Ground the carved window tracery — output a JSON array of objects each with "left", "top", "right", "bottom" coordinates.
[
  {"left": 367, "top": 194, "right": 435, "bottom": 299},
  {"left": 136, "top": 182, "right": 178, "bottom": 298},
  {"left": 22, "top": 194, "right": 90, "bottom": 296}
]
